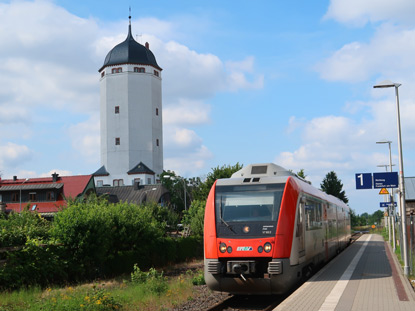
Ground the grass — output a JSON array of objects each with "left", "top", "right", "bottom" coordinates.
[{"left": 0, "top": 267, "right": 205, "bottom": 311}]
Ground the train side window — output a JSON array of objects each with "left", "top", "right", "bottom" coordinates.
[{"left": 305, "top": 199, "right": 322, "bottom": 230}]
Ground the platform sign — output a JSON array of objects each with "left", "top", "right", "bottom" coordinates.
[
  {"left": 355, "top": 173, "right": 372, "bottom": 189},
  {"left": 373, "top": 172, "right": 399, "bottom": 189},
  {"left": 380, "top": 202, "right": 397, "bottom": 208}
]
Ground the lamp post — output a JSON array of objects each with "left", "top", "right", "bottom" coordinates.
[
  {"left": 376, "top": 140, "right": 395, "bottom": 251},
  {"left": 374, "top": 81, "right": 409, "bottom": 275},
  {"left": 140, "top": 187, "right": 157, "bottom": 204},
  {"left": 19, "top": 178, "right": 29, "bottom": 213}
]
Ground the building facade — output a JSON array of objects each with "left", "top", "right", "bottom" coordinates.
[{"left": 94, "top": 17, "right": 163, "bottom": 187}]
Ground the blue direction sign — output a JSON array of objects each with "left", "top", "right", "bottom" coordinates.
[
  {"left": 355, "top": 173, "right": 372, "bottom": 189},
  {"left": 380, "top": 202, "right": 397, "bottom": 208},
  {"left": 373, "top": 172, "right": 399, "bottom": 189}
]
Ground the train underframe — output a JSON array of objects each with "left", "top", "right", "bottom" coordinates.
[{"left": 204, "top": 257, "right": 316, "bottom": 295}]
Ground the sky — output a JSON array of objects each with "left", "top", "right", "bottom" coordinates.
[{"left": 0, "top": 0, "right": 414, "bottom": 215}]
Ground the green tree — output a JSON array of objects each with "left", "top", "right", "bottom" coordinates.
[
  {"left": 182, "top": 200, "right": 206, "bottom": 237},
  {"left": 192, "top": 163, "right": 243, "bottom": 201},
  {"left": 297, "top": 169, "right": 307, "bottom": 179},
  {"left": 320, "top": 171, "right": 349, "bottom": 204}
]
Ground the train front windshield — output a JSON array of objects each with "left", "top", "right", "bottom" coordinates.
[{"left": 215, "top": 183, "right": 285, "bottom": 236}]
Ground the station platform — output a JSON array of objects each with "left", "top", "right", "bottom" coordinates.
[{"left": 274, "top": 234, "right": 415, "bottom": 311}]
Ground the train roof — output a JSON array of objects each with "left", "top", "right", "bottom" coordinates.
[{"left": 220, "top": 163, "right": 349, "bottom": 211}]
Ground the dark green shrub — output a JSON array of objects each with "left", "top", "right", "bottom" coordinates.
[
  {"left": 50, "top": 196, "right": 165, "bottom": 280},
  {"left": 0, "top": 238, "right": 67, "bottom": 290}
]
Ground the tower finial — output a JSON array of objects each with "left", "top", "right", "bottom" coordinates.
[{"left": 129, "top": 6, "right": 131, "bottom": 25}]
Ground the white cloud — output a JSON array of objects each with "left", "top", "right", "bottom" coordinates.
[
  {"left": 67, "top": 115, "right": 100, "bottom": 161},
  {"left": 164, "top": 145, "right": 213, "bottom": 177},
  {"left": 163, "top": 99, "right": 211, "bottom": 125},
  {"left": 315, "top": 24, "right": 415, "bottom": 83},
  {"left": 40, "top": 169, "right": 73, "bottom": 177},
  {"left": 0, "top": 142, "right": 33, "bottom": 169},
  {"left": 324, "top": 0, "right": 415, "bottom": 27}
]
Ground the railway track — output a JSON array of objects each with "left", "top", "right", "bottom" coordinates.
[{"left": 206, "top": 294, "right": 289, "bottom": 311}]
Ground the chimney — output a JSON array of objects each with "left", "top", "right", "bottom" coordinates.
[
  {"left": 13, "top": 176, "right": 17, "bottom": 181},
  {"left": 145, "top": 42, "right": 149, "bottom": 49},
  {"left": 52, "top": 172, "right": 59, "bottom": 182}
]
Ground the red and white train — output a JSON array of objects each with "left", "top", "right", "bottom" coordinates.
[{"left": 204, "top": 163, "right": 351, "bottom": 295}]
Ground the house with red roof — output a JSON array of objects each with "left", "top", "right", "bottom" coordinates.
[{"left": 0, "top": 173, "right": 95, "bottom": 218}]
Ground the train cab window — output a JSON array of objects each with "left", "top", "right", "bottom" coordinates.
[{"left": 215, "top": 183, "right": 284, "bottom": 224}]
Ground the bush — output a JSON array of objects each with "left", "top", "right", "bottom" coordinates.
[
  {"left": 0, "top": 211, "right": 51, "bottom": 248},
  {"left": 50, "top": 196, "right": 165, "bottom": 280},
  {"left": 0, "top": 239, "right": 67, "bottom": 290},
  {"left": 182, "top": 200, "right": 205, "bottom": 237}
]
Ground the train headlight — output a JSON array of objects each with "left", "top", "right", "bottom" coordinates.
[
  {"left": 258, "top": 246, "right": 263, "bottom": 253},
  {"left": 264, "top": 242, "right": 272, "bottom": 253},
  {"left": 219, "top": 243, "right": 227, "bottom": 253},
  {"left": 227, "top": 246, "right": 232, "bottom": 253}
]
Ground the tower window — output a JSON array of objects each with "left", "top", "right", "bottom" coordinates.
[
  {"left": 156, "top": 139, "right": 159, "bottom": 146},
  {"left": 101, "top": 71, "right": 105, "bottom": 78},
  {"left": 154, "top": 70, "right": 159, "bottom": 77},
  {"left": 115, "top": 106, "right": 120, "bottom": 114},
  {"left": 156, "top": 108, "right": 159, "bottom": 116},
  {"left": 115, "top": 137, "right": 120, "bottom": 145},
  {"left": 134, "top": 67, "right": 145, "bottom": 73},
  {"left": 113, "top": 179, "right": 124, "bottom": 187},
  {"left": 112, "top": 67, "right": 122, "bottom": 74}
]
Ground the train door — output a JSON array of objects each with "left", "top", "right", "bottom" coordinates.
[
  {"left": 323, "top": 203, "right": 329, "bottom": 261},
  {"left": 296, "top": 197, "right": 306, "bottom": 262}
]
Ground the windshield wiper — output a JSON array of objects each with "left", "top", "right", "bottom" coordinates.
[{"left": 219, "top": 200, "right": 236, "bottom": 234}]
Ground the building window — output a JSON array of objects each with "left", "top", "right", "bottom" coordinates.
[
  {"left": 154, "top": 70, "right": 159, "bottom": 77},
  {"left": 156, "top": 108, "right": 159, "bottom": 116},
  {"left": 148, "top": 178, "right": 151, "bottom": 184},
  {"left": 113, "top": 179, "right": 124, "bottom": 187},
  {"left": 156, "top": 139, "right": 159, "bottom": 146},
  {"left": 97, "top": 180, "right": 103, "bottom": 187},
  {"left": 12, "top": 192, "right": 19, "bottom": 202},
  {"left": 0, "top": 194, "right": 2, "bottom": 203},
  {"left": 115, "top": 106, "right": 120, "bottom": 114},
  {"left": 29, "top": 192, "right": 37, "bottom": 202},
  {"left": 46, "top": 191, "right": 55, "bottom": 201},
  {"left": 101, "top": 71, "right": 105, "bottom": 78},
  {"left": 115, "top": 137, "right": 120, "bottom": 145},
  {"left": 134, "top": 67, "right": 145, "bottom": 73},
  {"left": 112, "top": 67, "right": 122, "bottom": 74}
]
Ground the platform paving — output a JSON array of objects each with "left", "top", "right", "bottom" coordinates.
[{"left": 274, "top": 234, "right": 415, "bottom": 311}]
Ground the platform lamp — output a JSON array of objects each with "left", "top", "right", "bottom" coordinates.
[
  {"left": 162, "top": 175, "right": 187, "bottom": 210},
  {"left": 376, "top": 140, "right": 395, "bottom": 251},
  {"left": 373, "top": 81, "right": 409, "bottom": 276}
]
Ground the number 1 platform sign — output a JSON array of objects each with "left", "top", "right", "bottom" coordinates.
[{"left": 355, "top": 173, "right": 373, "bottom": 189}]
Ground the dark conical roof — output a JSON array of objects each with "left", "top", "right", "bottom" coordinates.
[
  {"left": 93, "top": 165, "right": 110, "bottom": 176},
  {"left": 127, "top": 162, "right": 155, "bottom": 175},
  {"left": 99, "top": 23, "right": 162, "bottom": 72}
]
